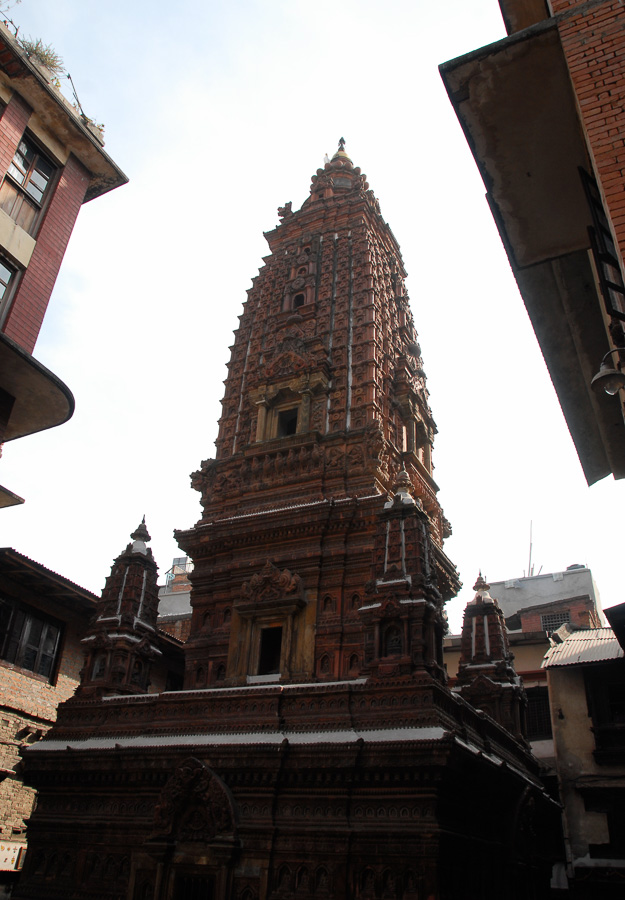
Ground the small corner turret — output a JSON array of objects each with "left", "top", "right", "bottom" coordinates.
[
  {"left": 358, "top": 467, "right": 448, "bottom": 684},
  {"left": 77, "top": 518, "right": 161, "bottom": 697},
  {"left": 455, "top": 573, "right": 527, "bottom": 741}
]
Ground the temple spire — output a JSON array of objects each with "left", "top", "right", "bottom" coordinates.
[
  {"left": 76, "top": 520, "right": 161, "bottom": 697},
  {"left": 455, "top": 572, "right": 527, "bottom": 741}
]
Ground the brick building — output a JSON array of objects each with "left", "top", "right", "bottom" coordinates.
[
  {"left": 0, "top": 22, "right": 126, "bottom": 505},
  {"left": 15, "top": 143, "right": 560, "bottom": 900},
  {"left": 0, "top": 548, "right": 97, "bottom": 893},
  {"left": 0, "top": 537, "right": 185, "bottom": 895},
  {"left": 440, "top": 0, "right": 625, "bottom": 484}
]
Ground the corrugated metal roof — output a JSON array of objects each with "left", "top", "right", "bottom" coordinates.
[{"left": 543, "top": 627, "right": 623, "bottom": 668}]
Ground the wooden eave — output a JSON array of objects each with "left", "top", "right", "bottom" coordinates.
[{"left": 0, "top": 546, "right": 97, "bottom": 616}]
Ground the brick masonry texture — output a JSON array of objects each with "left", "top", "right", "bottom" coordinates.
[
  {"left": 11, "top": 148, "right": 561, "bottom": 900},
  {"left": 552, "top": 1, "right": 625, "bottom": 263},
  {"left": 0, "top": 625, "right": 84, "bottom": 840},
  {"left": 2, "top": 153, "right": 89, "bottom": 353},
  {"left": 0, "top": 94, "right": 31, "bottom": 190}
]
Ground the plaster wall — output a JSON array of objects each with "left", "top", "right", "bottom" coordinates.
[{"left": 547, "top": 666, "right": 621, "bottom": 860}]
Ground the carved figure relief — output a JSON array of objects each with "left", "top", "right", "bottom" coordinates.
[
  {"left": 152, "top": 757, "right": 237, "bottom": 842},
  {"left": 242, "top": 561, "right": 303, "bottom": 604}
]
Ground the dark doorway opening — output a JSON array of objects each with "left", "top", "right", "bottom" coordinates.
[{"left": 258, "top": 626, "right": 283, "bottom": 675}]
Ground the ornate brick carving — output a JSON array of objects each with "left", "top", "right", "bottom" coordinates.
[{"left": 152, "top": 756, "right": 237, "bottom": 841}]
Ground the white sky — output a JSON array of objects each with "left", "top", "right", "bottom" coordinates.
[{"left": 1, "top": 0, "right": 623, "bottom": 633}]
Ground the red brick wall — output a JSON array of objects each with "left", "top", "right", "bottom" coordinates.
[
  {"left": 0, "top": 92, "right": 31, "bottom": 183},
  {"left": 2, "top": 153, "right": 89, "bottom": 352},
  {"left": 519, "top": 596, "right": 598, "bottom": 632},
  {"left": 158, "top": 616, "right": 192, "bottom": 643},
  {"left": 551, "top": 0, "right": 625, "bottom": 263},
  {"left": 0, "top": 622, "right": 85, "bottom": 839}
]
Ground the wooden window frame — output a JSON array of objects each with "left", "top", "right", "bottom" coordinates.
[
  {"left": 0, "top": 594, "right": 62, "bottom": 683},
  {"left": 580, "top": 167, "right": 625, "bottom": 320},
  {"left": 0, "top": 133, "right": 57, "bottom": 236}
]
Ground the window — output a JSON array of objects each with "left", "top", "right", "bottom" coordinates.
[
  {"left": 584, "top": 662, "right": 625, "bottom": 764},
  {"left": 525, "top": 687, "right": 552, "bottom": 740},
  {"left": 258, "top": 626, "right": 282, "bottom": 675},
  {"left": 293, "top": 293, "right": 305, "bottom": 309},
  {"left": 541, "top": 611, "right": 570, "bottom": 634},
  {"left": 0, "top": 256, "right": 15, "bottom": 307},
  {"left": 581, "top": 167, "right": 625, "bottom": 319},
  {"left": 277, "top": 407, "right": 298, "bottom": 437},
  {"left": 0, "top": 135, "right": 56, "bottom": 235},
  {"left": 0, "top": 595, "right": 61, "bottom": 680}
]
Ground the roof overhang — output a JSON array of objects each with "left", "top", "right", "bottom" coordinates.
[
  {"left": 0, "top": 329, "right": 75, "bottom": 507},
  {"left": 0, "top": 26, "right": 127, "bottom": 201},
  {"left": 0, "top": 547, "right": 97, "bottom": 613},
  {"left": 605, "top": 602, "right": 625, "bottom": 652},
  {"left": 0, "top": 331, "right": 74, "bottom": 444},
  {"left": 440, "top": 20, "right": 625, "bottom": 484}
]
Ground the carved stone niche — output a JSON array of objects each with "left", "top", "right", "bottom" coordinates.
[
  {"left": 132, "top": 757, "right": 239, "bottom": 900},
  {"left": 228, "top": 562, "right": 309, "bottom": 685},
  {"left": 249, "top": 371, "right": 330, "bottom": 443}
]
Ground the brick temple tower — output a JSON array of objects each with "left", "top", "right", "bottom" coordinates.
[
  {"left": 16, "top": 143, "right": 560, "bottom": 900},
  {"left": 180, "top": 138, "right": 455, "bottom": 691}
]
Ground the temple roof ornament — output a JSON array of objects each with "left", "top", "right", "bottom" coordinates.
[
  {"left": 471, "top": 571, "right": 495, "bottom": 604},
  {"left": 130, "top": 516, "right": 151, "bottom": 554},
  {"left": 332, "top": 136, "right": 352, "bottom": 163}
]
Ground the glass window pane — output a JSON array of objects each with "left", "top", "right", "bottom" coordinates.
[
  {"left": 17, "top": 140, "right": 34, "bottom": 167},
  {"left": 29, "top": 169, "right": 48, "bottom": 192},
  {"left": 34, "top": 157, "right": 53, "bottom": 180},
  {"left": 22, "top": 646, "right": 38, "bottom": 671},
  {"left": 41, "top": 624, "right": 59, "bottom": 655},
  {"left": 25, "top": 181, "right": 43, "bottom": 203},
  {"left": 27, "top": 617, "right": 43, "bottom": 645},
  {"left": 37, "top": 654, "right": 54, "bottom": 678},
  {"left": 8, "top": 161, "right": 26, "bottom": 184},
  {"left": 0, "top": 260, "right": 12, "bottom": 283}
]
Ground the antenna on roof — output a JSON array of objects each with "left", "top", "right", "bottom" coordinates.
[
  {"left": 66, "top": 72, "right": 85, "bottom": 118},
  {"left": 528, "top": 521, "right": 533, "bottom": 578}
]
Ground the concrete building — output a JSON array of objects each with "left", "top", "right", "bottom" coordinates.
[
  {"left": 0, "top": 22, "right": 126, "bottom": 505},
  {"left": 445, "top": 565, "right": 604, "bottom": 769},
  {"left": 488, "top": 565, "right": 603, "bottom": 634},
  {"left": 157, "top": 557, "right": 192, "bottom": 644},
  {"left": 543, "top": 604, "right": 625, "bottom": 896},
  {"left": 440, "top": 0, "right": 625, "bottom": 484}
]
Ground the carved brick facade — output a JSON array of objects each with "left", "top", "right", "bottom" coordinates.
[{"left": 16, "top": 143, "right": 559, "bottom": 900}]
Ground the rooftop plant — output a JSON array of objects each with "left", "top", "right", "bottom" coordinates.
[{"left": 18, "top": 36, "right": 64, "bottom": 77}]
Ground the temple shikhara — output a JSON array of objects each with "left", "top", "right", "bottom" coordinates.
[{"left": 15, "top": 142, "right": 559, "bottom": 899}]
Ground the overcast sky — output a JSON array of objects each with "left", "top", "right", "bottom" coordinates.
[{"left": 1, "top": 0, "right": 623, "bottom": 632}]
